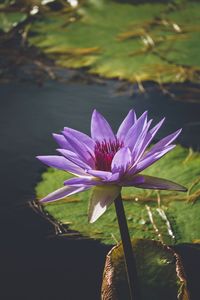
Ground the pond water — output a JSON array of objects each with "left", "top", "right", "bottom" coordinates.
[{"left": 1, "top": 72, "right": 200, "bottom": 299}]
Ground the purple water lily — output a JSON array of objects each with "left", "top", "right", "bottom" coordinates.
[{"left": 37, "top": 109, "right": 186, "bottom": 223}]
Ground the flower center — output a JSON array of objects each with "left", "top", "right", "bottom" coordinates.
[{"left": 94, "top": 139, "right": 123, "bottom": 171}]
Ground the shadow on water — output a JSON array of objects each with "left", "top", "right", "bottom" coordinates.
[{"left": 0, "top": 73, "right": 200, "bottom": 299}]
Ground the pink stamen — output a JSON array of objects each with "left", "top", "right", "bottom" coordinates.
[{"left": 94, "top": 139, "right": 123, "bottom": 171}]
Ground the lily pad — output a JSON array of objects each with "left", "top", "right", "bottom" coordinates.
[
  {"left": 101, "top": 239, "right": 189, "bottom": 300},
  {"left": 29, "top": 0, "right": 200, "bottom": 84},
  {"left": 35, "top": 145, "right": 200, "bottom": 245}
]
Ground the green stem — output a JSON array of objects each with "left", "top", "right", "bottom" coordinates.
[{"left": 114, "top": 193, "right": 140, "bottom": 300}]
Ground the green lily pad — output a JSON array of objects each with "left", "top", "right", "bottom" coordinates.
[
  {"left": 101, "top": 239, "right": 189, "bottom": 300},
  {"left": 35, "top": 145, "right": 200, "bottom": 245},
  {"left": 0, "top": 12, "right": 27, "bottom": 33},
  {"left": 29, "top": 0, "right": 200, "bottom": 84}
]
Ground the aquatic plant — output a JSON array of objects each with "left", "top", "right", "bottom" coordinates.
[
  {"left": 36, "top": 145, "right": 200, "bottom": 245},
  {"left": 37, "top": 109, "right": 187, "bottom": 299},
  {"left": 29, "top": 0, "right": 200, "bottom": 85},
  {"left": 37, "top": 109, "right": 186, "bottom": 221}
]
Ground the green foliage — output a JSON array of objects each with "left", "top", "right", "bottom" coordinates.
[
  {"left": 29, "top": 0, "right": 200, "bottom": 84},
  {"left": 35, "top": 146, "right": 200, "bottom": 245},
  {"left": 101, "top": 239, "right": 189, "bottom": 300},
  {"left": 0, "top": 11, "right": 27, "bottom": 32}
]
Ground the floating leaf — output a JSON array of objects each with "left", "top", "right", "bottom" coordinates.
[
  {"left": 29, "top": 0, "right": 200, "bottom": 84},
  {"left": 35, "top": 146, "right": 200, "bottom": 245}
]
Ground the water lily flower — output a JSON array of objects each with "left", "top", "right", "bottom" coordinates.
[{"left": 37, "top": 109, "right": 186, "bottom": 223}]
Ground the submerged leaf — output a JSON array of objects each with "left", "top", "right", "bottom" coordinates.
[{"left": 101, "top": 239, "right": 189, "bottom": 300}]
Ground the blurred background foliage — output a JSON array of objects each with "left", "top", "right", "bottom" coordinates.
[{"left": 0, "top": 0, "right": 199, "bottom": 85}]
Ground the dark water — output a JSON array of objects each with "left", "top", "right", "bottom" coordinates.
[{"left": 0, "top": 77, "right": 200, "bottom": 299}]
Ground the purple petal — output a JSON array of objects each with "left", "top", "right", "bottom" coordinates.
[
  {"left": 39, "top": 185, "right": 91, "bottom": 203},
  {"left": 88, "top": 185, "right": 121, "bottom": 223},
  {"left": 111, "top": 147, "right": 132, "bottom": 174},
  {"left": 87, "top": 169, "right": 112, "bottom": 180},
  {"left": 124, "top": 111, "right": 148, "bottom": 150},
  {"left": 119, "top": 174, "right": 145, "bottom": 186},
  {"left": 63, "top": 127, "right": 95, "bottom": 151},
  {"left": 108, "top": 172, "right": 120, "bottom": 182},
  {"left": 131, "top": 119, "right": 153, "bottom": 160},
  {"left": 117, "top": 109, "right": 137, "bottom": 140},
  {"left": 62, "top": 132, "right": 95, "bottom": 167},
  {"left": 52, "top": 133, "right": 73, "bottom": 150},
  {"left": 64, "top": 176, "right": 102, "bottom": 186},
  {"left": 57, "top": 149, "right": 92, "bottom": 170},
  {"left": 36, "top": 155, "right": 87, "bottom": 176},
  {"left": 146, "top": 129, "right": 182, "bottom": 157},
  {"left": 135, "top": 118, "right": 165, "bottom": 162},
  {"left": 133, "top": 175, "right": 187, "bottom": 192},
  {"left": 57, "top": 149, "right": 77, "bottom": 158},
  {"left": 91, "top": 109, "right": 115, "bottom": 141},
  {"left": 133, "top": 144, "right": 176, "bottom": 174},
  {"left": 132, "top": 128, "right": 182, "bottom": 173}
]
